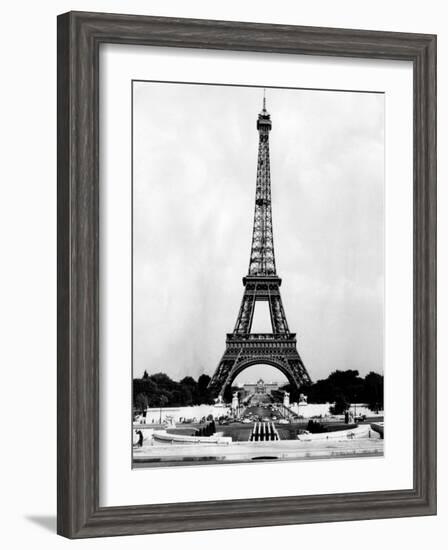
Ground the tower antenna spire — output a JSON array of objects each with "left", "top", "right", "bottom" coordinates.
[{"left": 263, "top": 88, "right": 266, "bottom": 111}]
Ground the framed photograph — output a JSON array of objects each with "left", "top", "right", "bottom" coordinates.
[{"left": 57, "top": 11, "right": 437, "bottom": 538}]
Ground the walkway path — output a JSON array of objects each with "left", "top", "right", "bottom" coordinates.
[{"left": 133, "top": 437, "right": 383, "bottom": 466}]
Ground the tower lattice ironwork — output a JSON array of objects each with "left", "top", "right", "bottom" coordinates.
[{"left": 208, "top": 93, "right": 312, "bottom": 398}]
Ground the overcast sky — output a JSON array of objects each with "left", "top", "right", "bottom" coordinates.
[{"left": 133, "top": 81, "right": 384, "bottom": 384}]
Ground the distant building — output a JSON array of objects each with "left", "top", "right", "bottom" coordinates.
[{"left": 242, "top": 378, "right": 279, "bottom": 396}]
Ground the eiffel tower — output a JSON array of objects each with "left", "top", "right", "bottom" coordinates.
[{"left": 208, "top": 93, "right": 312, "bottom": 398}]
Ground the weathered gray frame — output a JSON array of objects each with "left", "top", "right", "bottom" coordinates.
[{"left": 57, "top": 11, "right": 437, "bottom": 538}]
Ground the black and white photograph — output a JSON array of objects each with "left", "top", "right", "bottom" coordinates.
[
  {"left": 1, "top": 0, "right": 441, "bottom": 544},
  {"left": 132, "top": 81, "right": 385, "bottom": 467}
]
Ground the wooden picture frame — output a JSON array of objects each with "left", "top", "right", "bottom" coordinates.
[{"left": 57, "top": 11, "right": 437, "bottom": 538}]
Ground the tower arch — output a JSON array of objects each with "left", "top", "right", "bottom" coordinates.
[{"left": 225, "top": 358, "right": 296, "bottom": 392}]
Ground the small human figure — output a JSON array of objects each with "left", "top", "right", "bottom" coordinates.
[{"left": 136, "top": 429, "right": 143, "bottom": 447}]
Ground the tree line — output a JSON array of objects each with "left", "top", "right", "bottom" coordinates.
[
  {"left": 278, "top": 369, "right": 383, "bottom": 413},
  {"left": 133, "top": 369, "right": 383, "bottom": 413},
  {"left": 133, "top": 371, "right": 214, "bottom": 412}
]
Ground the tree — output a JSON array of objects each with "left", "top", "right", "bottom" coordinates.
[
  {"left": 364, "top": 371, "right": 384, "bottom": 412},
  {"left": 327, "top": 370, "right": 364, "bottom": 402},
  {"left": 150, "top": 372, "right": 175, "bottom": 388},
  {"left": 179, "top": 376, "right": 198, "bottom": 404},
  {"left": 301, "top": 369, "right": 383, "bottom": 408},
  {"left": 198, "top": 374, "right": 211, "bottom": 390},
  {"left": 134, "top": 392, "right": 148, "bottom": 413},
  {"left": 329, "top": 394, "right": 350, "bottom": 415},
  {"left": 132, "top": 372, "right": 217, "bottom": 409},
  {"left": 223, "top": 384, "right": 234, "bottom": 404},
  {"left": 179, "top": 385, "right": 194, "bottom": 406},
  {"left": 197, "top": 374, "right": 213, "bottom": 404},
  {"left": 180, "top": 376, "right": 196, "bottom": 386},
  {"left": 303, "top": 378, "right": 335, "bottom": 403},
  {"left": 133, "top": 378, "right": 157, "bottom": 404}
]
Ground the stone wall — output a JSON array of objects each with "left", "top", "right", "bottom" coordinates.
[{"left": 136, "top": 403, "right": 231, "bottom": 424}]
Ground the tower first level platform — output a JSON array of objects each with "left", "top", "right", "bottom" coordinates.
[
  {"left": 208, "top": 332, "right": 310, "bottom": 398},
  {"left": 208, "top": 275, "right": 311, "bottom": 397}
]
